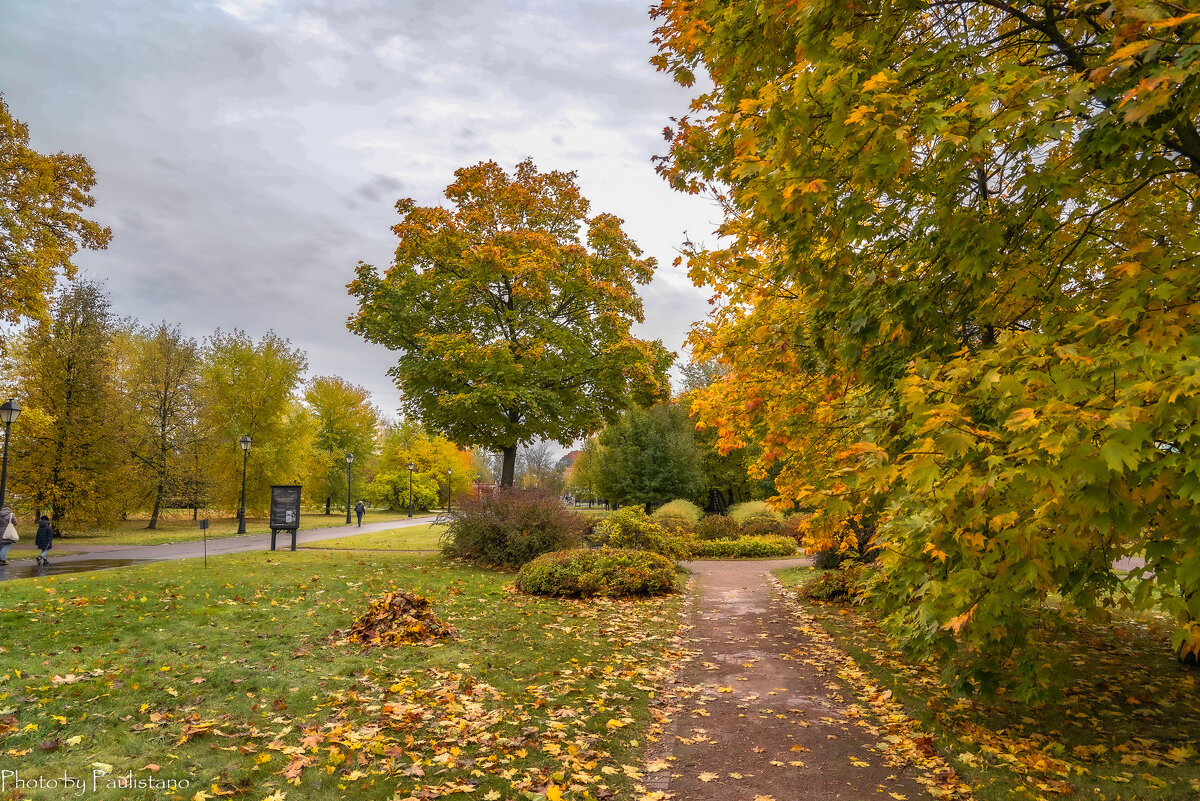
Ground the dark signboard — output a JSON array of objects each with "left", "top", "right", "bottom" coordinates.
[{"left": 270, "top": 485, "right": 302, "bottom": 531}]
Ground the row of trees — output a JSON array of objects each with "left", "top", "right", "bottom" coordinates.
[
  {"left": 651, "top": 0, "right": 1200, "bottom": 691},
  {"left": 0, "top": 280, "right": 476, "bottom": 532}
]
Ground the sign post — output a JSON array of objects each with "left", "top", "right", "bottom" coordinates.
[
  {"left": 199, "top": 518, "right": 209, "bottom": 567},
  {"left": 269, "top": 485, "right": 302, "bottom": 551}
]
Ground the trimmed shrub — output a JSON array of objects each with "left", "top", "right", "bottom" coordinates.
[
  {"left": 740, "top": 519, "right": 790, "bottom": 539},
  {"left": 591, "top": 507, "right": 694, "bottom": 561},
  {"left": 441, "top": 489, "right": 586, "bottom": 568},
  {"left": 798, "top": 564, "right": 868, "bottom": 602},
  {"left": 728, "top": 500, "right": 784, "bottom": 526},
  {"left": 691, "top": 535, "right": 797, "bottom": 559},
  {"left": 515, "top": 548, "right": 677, "bottom": 598},
  {"left": 652, "top": 499, "right": 704, "bottom": 524},
  {"left": 695, "top": 514, "right": 741, "bottom": 541}
]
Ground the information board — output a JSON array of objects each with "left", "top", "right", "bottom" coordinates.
[{"left": 270, "top": 485, "right": 302, "bottom": 531}]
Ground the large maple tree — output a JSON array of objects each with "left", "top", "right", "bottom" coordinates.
[
  {"left": 348, "top": 159, "right": 672, "bottom": 486},
  {"left": 654, "top": 0, "right": 1200, "bottom": 692}
]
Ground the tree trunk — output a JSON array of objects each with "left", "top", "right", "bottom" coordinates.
[
  {"left": 500, "top": 445, "right": 518, "bottom": 487},
  {"left": 325, "top": 496, "right": 331, "bottom": 515},
  {"left": 148, "top": 487, "right": 162, "bottom": 530}
]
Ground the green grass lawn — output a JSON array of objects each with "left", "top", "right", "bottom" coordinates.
[
  {"left": 302, "top": 523, "right": 445, "bottom": 551},
  {"left": 775, "top": 566, "right": 1200, "bottom": 801},
  {"left": 52, "top": 510, "right": 433, "bottom": 548},
  {"left": 0, "top": 550, "right": 681, "bottom": 800}
]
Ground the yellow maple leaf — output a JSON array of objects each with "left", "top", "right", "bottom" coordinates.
[{"left": 698, "top": 772, "right": 719, "bottom": 782}]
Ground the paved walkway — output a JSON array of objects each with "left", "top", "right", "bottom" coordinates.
[
  {"left": 0, "top": 516, "right": 436, "bottom": 581},
  {"left": 656, "top": 559, "right": 929, "bottom": 800}
]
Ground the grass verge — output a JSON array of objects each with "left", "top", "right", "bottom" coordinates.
[
  {"left": 300, "top": 523, "right": 444, "bottom": 552},
  {"left": 0, "top": 551, "right": 682, "bottom": 800},
  {"left": 774, "top": 566, "right": 1200, "bottom": 801}
]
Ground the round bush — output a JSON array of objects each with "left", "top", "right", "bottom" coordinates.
[
  {"left": 515, "top": 548, "right": 677, "bottom": 598},
  {"left": 653, "top": 514, "right": 696, "bottom": 536},
  {"left": 652, "top": 499, "right": 703, "bottom": 524},
  {"left": 798, "top": 564, "right": 868, "bottom": 601},
  {"left": 728, "top": 500, "right": 784, "bottom": 526},
  {"left": 441, "top": 489, "right": 586, "bottom": 568},
  {"left": 694, "top": 514, "right": 741, "bottom": 541},
  {"left": 691, "top": 535, "right": 797, "bottom": 559},
  {"left": 591, "top": 507, "right": 693, "bottom": 561}
]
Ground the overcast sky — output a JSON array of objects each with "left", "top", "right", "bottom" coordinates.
[{"left": 0, "top": 0, "right": 720, "bottom": 420}]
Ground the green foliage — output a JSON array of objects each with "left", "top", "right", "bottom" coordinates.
[
  {"left": 515, "top": 548, "right": 677, "bottom": 598},
  {"left": 810, "top": 516, "right": 879, "bottom": 569},
  {"left": 652, "top": 499, "right": 703, "bottom": 524},
  {"left": 366, "top": 470, "right": 439, "bottom": 513},
  {"left": 740, "top": 519, "right": 790, "bottom": 539},
  {"left": 0, "top": 94, "right": 111, "bottom": 338},
  {"left": 303, "top": 376, "right": 380, "bottom": 509},
  {"left": 5, "top": 280, "right": 131, "bottom": 530},
  {"left": 590, "top": 506, "right": 693, "bottom": 561},
  {"left": 691, "top": 535, "right": 797, "bottom": 559},
  {"left": 799, "top": 566, "right": 868, "bottom": 602},
  {"left": 201, "top": 329, "right": 308, "bottom": 516},
  {"left": 373, "top": 418, "right": 477, "bottom": 507},
  {"left": 441, "top": 489, "right": 586, "bottom": 568},
  {"left": 119, "top": 322, "right": 207, "bottom": 529},
  {"left": 652, "top": 0, "right": 1200, "bottom": 695},
  {"left": 594, "top": 402, "right": 705, "bottom": 510},
  {"left": 348, "top": 158, "right": 672, "bottom": 487},
  {"left": 694, "top": 514, "right": 740, "bottom": 541},
  {"left": 727, "top": 501, "right": 781, "bottom": 526}
]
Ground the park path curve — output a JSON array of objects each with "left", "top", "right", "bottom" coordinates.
[
  {"left": 654, "top": 558, "right": 929, "bottom": 800},
  {"left": 0, "top": 516, "right": 436, "bottom": 582}
]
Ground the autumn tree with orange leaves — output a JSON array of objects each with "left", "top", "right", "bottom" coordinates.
[
  {"left": 349, "top": 159, "right": 672, "bottom": 487},
  {"left": 653, "top": 0, "right": 1200, "bottom": 695},
  {"left": 0, "top": 94, "right": 111, "bottom": 342}
]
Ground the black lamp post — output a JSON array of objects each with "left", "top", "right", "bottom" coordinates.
[
  {"left": 0, "top": 399, "right": 21, "bottom": 508},
  {"left": 407, "top": 461, "right": 415, "bottom": 518},
  {"left": 345, "top": 451, "right": 354, "bottom": 524},
  {"left": 447, "top": 467, "right": 453, "bottom": 514},
  {"left": 237, "top": 434, "right": 251, "bottom": 534}
]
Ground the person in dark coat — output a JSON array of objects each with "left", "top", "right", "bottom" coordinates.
[
  {"left": 35, "top": 515, "right": 53, "bottom": 566},
  {"left": 354, "top": 500, "right": 365, "bottom": 527}
]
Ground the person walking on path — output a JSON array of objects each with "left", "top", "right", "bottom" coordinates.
[
  {"left": 354, "top": 500, "right": 365, "bottom": 527},
  {"left": 35, "top": 515, "right": 53, "bottom": 565},
  {"left": 0, "top": 504, "right": 17, "bottom": 565}
]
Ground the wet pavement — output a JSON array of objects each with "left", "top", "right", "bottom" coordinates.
[
  {"left": 0, "top": 516, "right": 437, "bottom": 582},
  {"left": 0, "top": 557, "right": 153, "bottom": 580}
]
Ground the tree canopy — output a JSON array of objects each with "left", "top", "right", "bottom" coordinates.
[
  {"left": 594, "top": 402, "right": 705, "bottom": 513},
  {"left": 0, "top": 94, "right": 111, "bottom": 338},
  {"left": 348, "top": 158, "right": 673, "bottom": 486},
  {"left": 653, "top": 0, "right": 1200, "bottom": 694}
]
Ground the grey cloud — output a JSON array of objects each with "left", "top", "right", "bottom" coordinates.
[{"left": 0, "top": 0, "right": 717, "bottom": 412}]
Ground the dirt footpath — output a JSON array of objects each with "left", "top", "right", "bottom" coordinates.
[{"left": 652, "top": 559, "right": 929, "bottom": 801}]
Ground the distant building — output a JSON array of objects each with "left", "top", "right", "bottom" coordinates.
[{"left": 556, "top": 450, "right": 583, "bottom": 474}]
